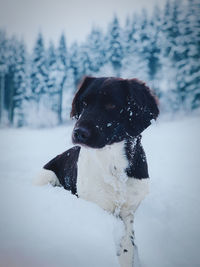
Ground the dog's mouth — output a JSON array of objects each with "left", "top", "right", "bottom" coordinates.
[
  {"left": 72, "top": 137, "right": 105, "bottom": 149},
  {"left": 72, "top": 137, "right": 90, "bottom": 149}
]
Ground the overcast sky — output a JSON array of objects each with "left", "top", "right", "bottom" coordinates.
[{"left": 0, "top": 0, "right": 167, "bottom": 50}]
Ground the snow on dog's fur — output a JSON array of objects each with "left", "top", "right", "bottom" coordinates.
[{"left": 36, "top": 76, "right": 159, "bottom": 267}]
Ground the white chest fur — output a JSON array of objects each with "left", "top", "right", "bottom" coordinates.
[{"left": 77, "top": 141, "right": 149, "bottom": 217}]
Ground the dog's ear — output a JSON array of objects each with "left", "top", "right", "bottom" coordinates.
[
  {"left": 43, "top": 146, "right": 81, "bottom": 194},
  {"left": 125, "top": 79, "right": 159, "bottom": 136},
  {"left": 70, "top": 76, "right": 95, "bottom": 119}
]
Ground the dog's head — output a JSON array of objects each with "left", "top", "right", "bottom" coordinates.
[{"left": 71, "top": 76, "right": 159, "bottom": 148}]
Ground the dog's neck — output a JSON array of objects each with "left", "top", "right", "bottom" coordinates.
[
  {"left": 77, "top": 134, "right": 148, "bottom": 180},
  {"left": 78, "top": 139, "right": 128, "bottom": 181}
]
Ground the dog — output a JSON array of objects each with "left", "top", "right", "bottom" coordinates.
[{"left": 35, "top": 76, "right": 159, "bottom": 267}]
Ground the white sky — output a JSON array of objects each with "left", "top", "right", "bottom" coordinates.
[{"left": 0, "top": 0, "right": 167, "bottom": 50}]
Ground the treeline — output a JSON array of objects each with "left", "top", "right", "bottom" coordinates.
[{"left": 0, "top": 0, "right": 199, "bottom": 127}]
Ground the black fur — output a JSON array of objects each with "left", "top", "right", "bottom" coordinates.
[
  {"left": 44, "top": 146, "right": 80, "bottom": 195},
  {"left": 125, "top": 135, "right": 149, "bottom": 178}
]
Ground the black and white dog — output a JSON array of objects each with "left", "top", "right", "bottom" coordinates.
[{"left": 36, "top": 76, "right": 159, "bottom": 267}]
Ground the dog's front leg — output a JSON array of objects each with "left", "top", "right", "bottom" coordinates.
[{"left": 118, "top": 214, "right": 140, "bottom": 267}]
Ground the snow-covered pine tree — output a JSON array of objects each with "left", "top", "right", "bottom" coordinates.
[
  {"left": 160, "top": 0, "right": 200, "bottom": 112},
  {"left": 167, "top": 0, "right": 190, "bottom": 111},
  {"left": 86, "top": 27, "right": 105, "bottom": 73},
  {"left": 170, "top": 0, "right": 186, "bottom": 111},
  {"left": 122, "top": 14, "right": 139, "bottom": 58},
  {"left": 162, "top": 0, "right": 173, "bottom": 58},
  {"left": 28, "top": 32, "right": 59, "bottom": 127},
  {"left": 69, "top": 42, "right": 83, "bottom": 87},
  {"left": 0, "top": 30, "right": 8, "bottom": 124},
  {"left": 122, "top": 16, "right": 132, "bottom": 57},
  {"left": 46, "top": 41, "right": 59, "bottom": 120},
  {"left": 13, "top": 40, "right": 27, "bottom": 127},
  {"left": 137, "top": 9, "right": 154, "bottom": 82},
  {"left": 57, "top": 33, "right": 68, "bottom": 123},
  {"left": 121, "top": 14, "right": 139, "bottom": 78},
  {"left": 63, "top": 67, "right": 76, "bottom": 120},
  {"left": 165, "top": 0, "right": 200, "bottom": 112},
  {"left": 30, "top": 32, "right": 48, "bottom": 110},
  {"left": 79, "top": 43, "right": 91, "bottom": 77},
  {"left": 159, "top": 0, "right": 180, "bottom": 112},
  {"left": 3, "top": 36, "right": 19, "bottom": 125},
  {"left": 107, "top": 15, "right": 123, "bottom": 77},
  {"left": 121, "top": 12, "right": 149, "bottom": 82},
  {"left": 147, "top": 5, "right": 162, "bottom": 96},
  {"left": 183, "top": 0, "right": 200, "bottom": 110}
]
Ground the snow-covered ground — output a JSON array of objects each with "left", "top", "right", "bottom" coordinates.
[{"left": 0, "top": 115, "right": 200, "bottom": 267}]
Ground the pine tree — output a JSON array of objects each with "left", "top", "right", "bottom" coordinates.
[
  {"left": 121, "top": 13, "right": 149, "bottom": 82},
  {"left": 159, "top": 0, "right": 180, "bottom": 111},
  {"left": 13, "top": 40, "right": 27, "bottom": 127},
  {"left": 69, "top": 42, "right": 82, "bottom": 86},
  {"left": 46, "top": 41, "right": 59, "bottom": 117},
  {"left": 148, "top": 6, "right": 162, "bottom": 81},
  {"left": 162, "top": 0, "right": 173, "bottom": 58},
  {"left": 167, "top": 0, "right": 198, "bottom": 111},
  {"left": 57, "top": 33, "right": 68, "bottom": 123},
  {"left": 146, "top": 5, "right": 162, "bottom": 97},
  {"left": 123, "top": 16, "right": 132, "bottom": 56},
  {"left": 107, "top": 15, "right": 123, "bottom": 76},
  {"left": 122, "top": 14, "right": 139, "bottom": 57},
  {"left": 86, "top": 28, "right": 105, "bottom": 73},
  {"left": 27, "top": 32, "right": 59, "bottom": 127},
  {"left": 137, "top": 8, "right": 160, "bottom": 84},
  {"left": 30, "top": 32, "right": 48, "bottom": 108},
  {"left": 47, "top": 42, "right": 57, "bottom": 91},
  {"left": 0, "top": 37, "right": 28, "bottom": 126},
  {"left": 79, "top": 43, "right": 91, "bottom": 76},
  {"left": 0, "top": 30, "right": 8, "bottom": 124},
  {"left": 3, "top": 36, "right": 19, "bottom": 125},
  {"left": 183, "top": 0, "right": 200, "bottom": 109}
]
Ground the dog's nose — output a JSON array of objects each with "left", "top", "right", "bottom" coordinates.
[{"left": 73, "top": 127, "right": 91, "bottom": 144}]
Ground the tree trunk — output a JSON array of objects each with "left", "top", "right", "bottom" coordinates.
[
  {"left": 0, "top": 74, "right": 5, "bottom": 124},
  {"left": 8, "top": 78, "right": 14, "bottom": 125},
  {"left": 58, "top": 75, "right": 66, "bottom": 124}
]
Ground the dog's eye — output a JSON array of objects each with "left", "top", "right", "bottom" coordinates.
[{"left": 105, "top": 103, "right": 116, "bottom": 110}]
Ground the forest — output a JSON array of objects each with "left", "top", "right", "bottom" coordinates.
[{"left": 0, "top": 0, "right": 199, "bottom": 127}]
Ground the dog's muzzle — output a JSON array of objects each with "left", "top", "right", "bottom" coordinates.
[{"left": 72, "top": 127, "right": 91, "bottom": 145}]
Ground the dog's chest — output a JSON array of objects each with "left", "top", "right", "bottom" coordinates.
[{"left": 76, "top": 141, "right": 149, "bottom": 215}]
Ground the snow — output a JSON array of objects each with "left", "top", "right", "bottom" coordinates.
[
  {"left": 0, "top": 115, "right": 200, "bottom": 267},
  {"left": 136, "top": 115, "right": 200, "bottom": 267},
  {"left": 0, "top": 124, "right": 123, "bottom": 267}
]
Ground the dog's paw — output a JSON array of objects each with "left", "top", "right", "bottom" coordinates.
[{"left": 33, "top": 169, "right": 60, "bottom": 186}]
